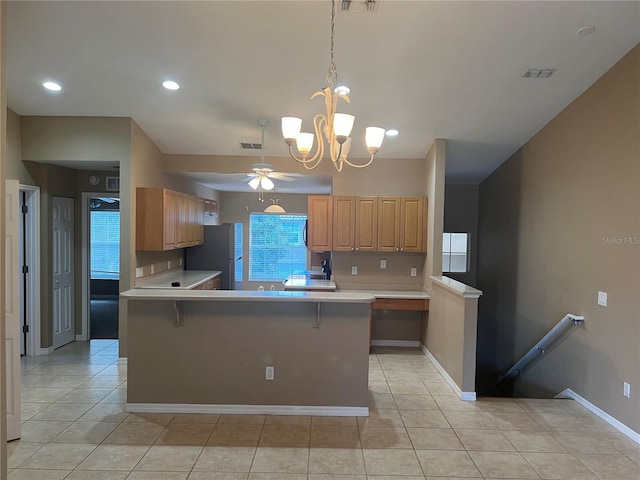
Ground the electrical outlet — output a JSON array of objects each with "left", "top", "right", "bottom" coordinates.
[
  {"left": 265, "top": 366, "right": 274, "bottom": 381},
  {"left": 150, "top": 264, "right": 155, "bottom": 274},
  {"left": 179, "top": 258, "right": 182, "bottom": 266},
  {"left": 410, "top": 267, "right": 417, "bottom": 277},
  {"left": 167, "top": 261, "right": 171, "bottom": 270},
  {"left": 624, "top": 382, "right": 631, "bottom": 398},
  {"left": 598, "top": 291, "right": 608, "bottom": 307},
  {"left": 380, "top": 259, "right": 387, "bottom": 269},
  {"left": 352, "top": 266, "right": 358, "bottom": 275},
  {"left": 135, "top": 267, "right": 144, "bottom": 278}
]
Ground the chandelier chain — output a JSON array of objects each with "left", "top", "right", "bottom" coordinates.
[{"left": 325, "top": 0, "right": 337, "bottom": 89}]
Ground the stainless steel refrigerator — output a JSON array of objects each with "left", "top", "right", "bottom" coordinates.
[{"left": 184, "top": 224, "right": 239, "bottom": 289}]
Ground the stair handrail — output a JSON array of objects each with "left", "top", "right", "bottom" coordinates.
[{"left": 498, "top": 313, "right": 585, "bottom": 387}]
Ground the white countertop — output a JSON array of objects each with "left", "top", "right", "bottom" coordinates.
[
  {"left": 121, "top": 289, "right": 375, "bottom": 304},
  {"left": 134, "top": 270, "right": 221, "bottom": 290},
  {"left": 339, "top": 289, "right": 429, "bottom": 300},
  {"left": 283, "top": 277, "right": 337, "bottom": 291},
  {"left": 431, "top": 276, "right": 482, "bottom": 298}
]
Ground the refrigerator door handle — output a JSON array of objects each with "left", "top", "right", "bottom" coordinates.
[{"left": 303, "top": 220, "right": 308, "bottom": 246}]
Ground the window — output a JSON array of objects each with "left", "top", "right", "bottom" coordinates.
[
  {"left": 90, "top": 210, "right": 120, "bottom": 279},
  {"left": 442, "top": 233, "right": 468, "bottom": 273},
  {"left": 249, "top": 213, "right": 307, "bottom": 281},
  {"left": 234, "top": 223, "right": 243, "bottom": 283}
]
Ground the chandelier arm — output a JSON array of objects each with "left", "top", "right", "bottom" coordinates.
[
  {"left": 286, "top": 114, "right": 326, "bottom": 169},
  {"left": 340, "top": 154, "right": 376, "bottom": 169}
]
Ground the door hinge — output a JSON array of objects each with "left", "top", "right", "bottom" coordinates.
[
  {"left": 22, "top": 325, "right": 29, "bottom": 334},
  {"left": 21, "top": 204, "right": 29, "bottom": 214},
  {"left": 22, "top": 265, "right": 29, "bottom": 274}
]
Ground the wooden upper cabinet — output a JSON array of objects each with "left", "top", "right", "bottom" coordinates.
[
  {"left": 400, "top": 197, "right": 425, "bottom": 253},
  {"left": 136, "top": 188, "right": 205, "bottom": 251},
  {"left": 307, "top": 195, "right": 333, "bottom": 251},
  {"left": 355, "top": 196, "right": 378, "bottom": 251},
  {"left": 377, "top": 196, "right": 401, "bottom": 252},
  {"left": 162, "top": 190, "right": 179, "bottom": 250},
  {"left": 332, "top": 196, "right": 355, "bottom": 251}
]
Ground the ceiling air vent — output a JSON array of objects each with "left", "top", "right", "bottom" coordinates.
[
  {"left": 240, "top": 142, "right": 262, "bottom": 150},
  {"left": 341, "top": 0, "right": 378, "bottom": 13},
  {"left": 523, "top": 68, "right": 556, "bottom": 79}
]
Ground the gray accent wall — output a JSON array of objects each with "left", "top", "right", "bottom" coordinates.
[{"left": 476, "top": 44, "right": 640, "bottom": 431}]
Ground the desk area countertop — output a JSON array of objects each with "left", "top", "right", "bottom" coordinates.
[
  {"left": 340, "top": 289, "right": 429, "bottom": 300},
  {"left": 134, "top": 270, "right": 221, "bottom": 290}
]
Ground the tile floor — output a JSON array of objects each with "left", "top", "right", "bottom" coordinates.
[{"left": 8, "top": 340, "right": 640, "bottom": 479}]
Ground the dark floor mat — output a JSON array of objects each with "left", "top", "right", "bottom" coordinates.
[{"left": 90, "top": 298, "right": 119, "bottom": 339}]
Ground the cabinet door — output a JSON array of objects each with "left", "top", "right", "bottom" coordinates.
[
  {"left": 400, "top": 197, "right": 425, "bottom": 253},
  {"left": 355, "top": 196, "right": 378, "bottom": 251},
  {"left": 163, "top": 190, "right": 179, "bottom": 250},
  {"left": 377, "top": 196, "right": 400, "bottom": 252},
  {"left": 195, "top": 198, "right": 205, "bottom": 245},
  {"left": 307, "top": 196, "right": 333, "bottom": 251},
  {"left": 332, "top": 196, "right": 355, "bottom": 251},
  {"left": 175, "top": 194, "right": 189, "bottom": 247}
]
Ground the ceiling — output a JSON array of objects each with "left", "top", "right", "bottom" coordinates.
[{"left": 6, "top": 1, "right": 640, "bottom": 188}]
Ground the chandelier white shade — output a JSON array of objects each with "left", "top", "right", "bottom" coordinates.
[{"left": 281, "top": 0, "right": 385, "bottom": 172}]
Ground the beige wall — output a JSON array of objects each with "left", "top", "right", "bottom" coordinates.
[
  {"left": 127, "top": 299, "right": 370, "bottom": 408},
  {"left": 21, "top": 116, "right": 130, "bottom": 163},
  {"left": 477, "top": 44, "right": 640, "bottom": 431},
  {"left": 424, "top": 139, "right": 446, "bottom": 291},
  {"left": 6, "top": 108, "right": 32, "bottom": 184},
  {"left": 1, "top": 1, "right": 8, "bottom": 472},
  {"left": 444, "top": 184, "right": 479, "bottom": 287},
  {"left": 425, "top": 281, "right": 479, "bottom": 394}
]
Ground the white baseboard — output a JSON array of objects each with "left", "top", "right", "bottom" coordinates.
[
  {"left": 126, "top": 403, "right": 369, "bottom": 417},
  {"left": 556, "top": 388, "right": 640, "bottom": 445},
  {"left": 371, "top": 340, "right": 421, "bottom": 348},
  {"left": 37, "top": 346, "right": 55, "bottom": 356},
  {"left": 117, "top": 358, "right": 128, "bottom": 366},
  {"left": 421, "top": 344, "right": 476, "bottom": 401}
]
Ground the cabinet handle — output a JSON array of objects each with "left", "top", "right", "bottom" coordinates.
[
  {"left": 355, "top": 247, "right": 359, "bottom": 251},
  {"left": 401, "top": 248, "right": 404, "bottom": 252}
]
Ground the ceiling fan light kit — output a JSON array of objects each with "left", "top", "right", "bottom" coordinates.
[{"left": 281, "top": 0, "right": 385, "bottom": 172}]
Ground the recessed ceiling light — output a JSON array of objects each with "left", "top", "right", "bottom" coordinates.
[
  {"left": 162, "top": 80, "right": 180, "bottom": 90},
  {"left": 42, "top": 81, "right": 62, "bottom": 92},
  {"left": 385, "top": 129, "right": 399, "bottom": 137},
  {"left": 576, "top": 25, "right": 596, "bottom": 37}
]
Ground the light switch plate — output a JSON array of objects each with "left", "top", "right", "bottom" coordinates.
[
  {"left": 380, "top": 259, "right": 387, "bottom": 269},
  {"left": 351, "top": 266, "right": 358, "bottom": 275},
  {"left": 624, "top": 382, "right": 631, "bottom": 398},
  {"left": 597, "top": 291, "right": 607, "bottom": 306},
  {"left": 135, "top": 267, "right": 144, "bottom": 278}
]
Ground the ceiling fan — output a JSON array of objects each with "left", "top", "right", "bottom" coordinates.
[{"left": 246, "top": 119, "right": 299, "bottom": 198}]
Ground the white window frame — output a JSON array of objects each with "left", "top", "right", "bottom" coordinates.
[{"left": 442, "top": 232, "right": 469, "bottom": 273}]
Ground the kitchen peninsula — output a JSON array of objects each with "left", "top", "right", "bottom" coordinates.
[{"left": 120, "top": 289, "right": 374, "bottom": 416}]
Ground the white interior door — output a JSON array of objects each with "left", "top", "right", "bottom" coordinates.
[
  {"left": 5, "top": 179, "right": 21, "bottom": 441},
  {"left": 52, "top": 196, "right": 75, "bottom": 349}
]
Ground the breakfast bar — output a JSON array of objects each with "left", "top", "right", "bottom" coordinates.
[{"left": 120, "top": 289, "right": 375, "bottom": 416}]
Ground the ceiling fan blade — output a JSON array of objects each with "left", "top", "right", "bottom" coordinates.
[{"left": 269, "top": 172, "right": 299, "bottom": 181}]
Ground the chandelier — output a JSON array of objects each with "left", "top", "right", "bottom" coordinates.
[{"left": 281, "top": 0, "right": 385, "bottom": 172}]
